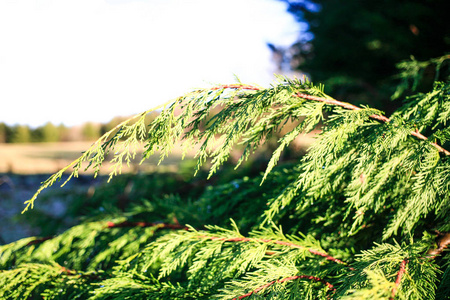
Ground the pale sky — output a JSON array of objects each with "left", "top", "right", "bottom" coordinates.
[{"left": 0, "top": 0, "right": 300, "bottom": 128}]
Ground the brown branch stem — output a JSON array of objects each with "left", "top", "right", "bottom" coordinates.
[
  {"left": 426, "top": 232, "right": 450, "bottom": 259},
  {"left": 390, "top": 259, "right": 408, "bottom": 300},
  {"left": 25, "top": 236, "right": 53, "bottom": 246},
  {"left": 209, "top": 84, "right": 450, "bottom": 156},
  {"left": 105, "top": 221, "right": 189, "bottom": 231},
  {"left": 58, "top": 265, "right": 101, "bottom": 280},
  {"left": 232, "top": 275, "right": 335, "bottom": 300},
  {"left": 210, "top": 84, "right": 261, "bottom": 91}
]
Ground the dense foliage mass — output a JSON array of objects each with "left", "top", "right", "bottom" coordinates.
[{"left": 0, "top": 55, "right": 449, "bottom": 299}]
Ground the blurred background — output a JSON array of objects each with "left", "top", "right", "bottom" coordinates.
[{"left": 1, "top": 0, "right": 449, "bottom": 243}]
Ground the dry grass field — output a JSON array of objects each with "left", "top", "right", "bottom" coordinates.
[
  {"left": 0, "top": 142, "right": 187, "bottom": 243},
  {"left": 0, "top": 130, "right": 318, "bottom": 175},
  {"left": 0, "top": 142, "right": 94, "bottom": 174},
  {"left": 0, "top": 142, "right": 186, "bottom": 175}
]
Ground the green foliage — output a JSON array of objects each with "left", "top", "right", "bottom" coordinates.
[
  {"left": 0, "top": 122, "right": 9, "bottom": 143},
  {"left": 1, "top": 55, "right": 449, "bottom": 299},
  {"left": 82, "top": 122, "right": 101, "bottom": 141},
  {"left": 340, "top": 240, "right": 440, "bottom": 300},
  {"left": 0, "top": 122, "right": 70, "bottom": 143},
  {"left": 0, "top": 262, "right": 96, "bottom": 299},
  {"left": 11, "top": 124, "right": 31, "bottom": 143},
  {"left": 41, "top": 122, "right": 61, "bottom": 143}
]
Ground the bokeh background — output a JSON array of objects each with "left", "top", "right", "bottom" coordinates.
[{"left": 1, "top": 0, "right": 448, "bottom": 243}]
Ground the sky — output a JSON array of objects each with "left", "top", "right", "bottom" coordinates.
[{"left": 0, "top": 0, "right": 300, "bottom": 128}]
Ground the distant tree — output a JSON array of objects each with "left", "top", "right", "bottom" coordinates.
[
  {"left": 30, "top": 127, "right": 43, "bottom": 143},
  {"left": 82, "top": 122, "right": 100, "bottom": 141},
  {"left": 0, "top": 123, "right": 8, "bottom": 143},
  {"left": 11, "top": 125, "right": 31, "bottom": 143},
  {"left": 41, "top": 122, "right": 60, "bottom": 143},
  {"left": 57, "top": 124, "right": 70, "bottom": 142}
]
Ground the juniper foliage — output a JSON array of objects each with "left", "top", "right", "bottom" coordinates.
[{"left": 1, "top": 55, "right": 449, "bottom": 299}]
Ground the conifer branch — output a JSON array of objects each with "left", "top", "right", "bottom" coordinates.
[
  {"left": 21, "top": 101, "right": 172, "bottom": 213},
  {"left": 295, "top": 93, "right": 365, "bottom": 114},
  {"left": 4, "top": 55, "right": 447, "bottom": 299},
  {"left": 411, "top": 131, "right": 450, "bottom": 156},
  {"left": 232, "top": 275, "right": 335, "bottom": 299},
  {"left": 295, "top": 93, "right": 450, "bottom": 155},
  {"left": 197, "top": 235, "right": 350, "bottom": 267},
  {"left": 21, "top": 83, "right": 264, "bottom": 212}
]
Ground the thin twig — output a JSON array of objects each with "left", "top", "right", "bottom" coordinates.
[
  {"left": 105, "top": 221, "right": 189, "bottom": 230},
  {"left": 426, "top": 232, "right": 450, "bottom": 259},
  {"left": 210, "top": 84, "right": 261, "bottom": 91},
  {"left": 198, "top": 235, "right": 352, "bottom": 268},
  {"left": 390, "top": 259, "right": 408, "bottom": 300},
  {"left": 295, "top": 93, "right": 450, "bottom": 155},
  {"left": 25, "top": 236, "right": 53, "bottom": 246}
]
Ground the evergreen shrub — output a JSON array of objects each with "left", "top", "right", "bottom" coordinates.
[{"left": 0, "top": 55, "right": 449, "bottom": 299}]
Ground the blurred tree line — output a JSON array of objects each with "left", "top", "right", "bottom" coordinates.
[{"left": 0, "top": 112, "right": 159, "bottom": 143}]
